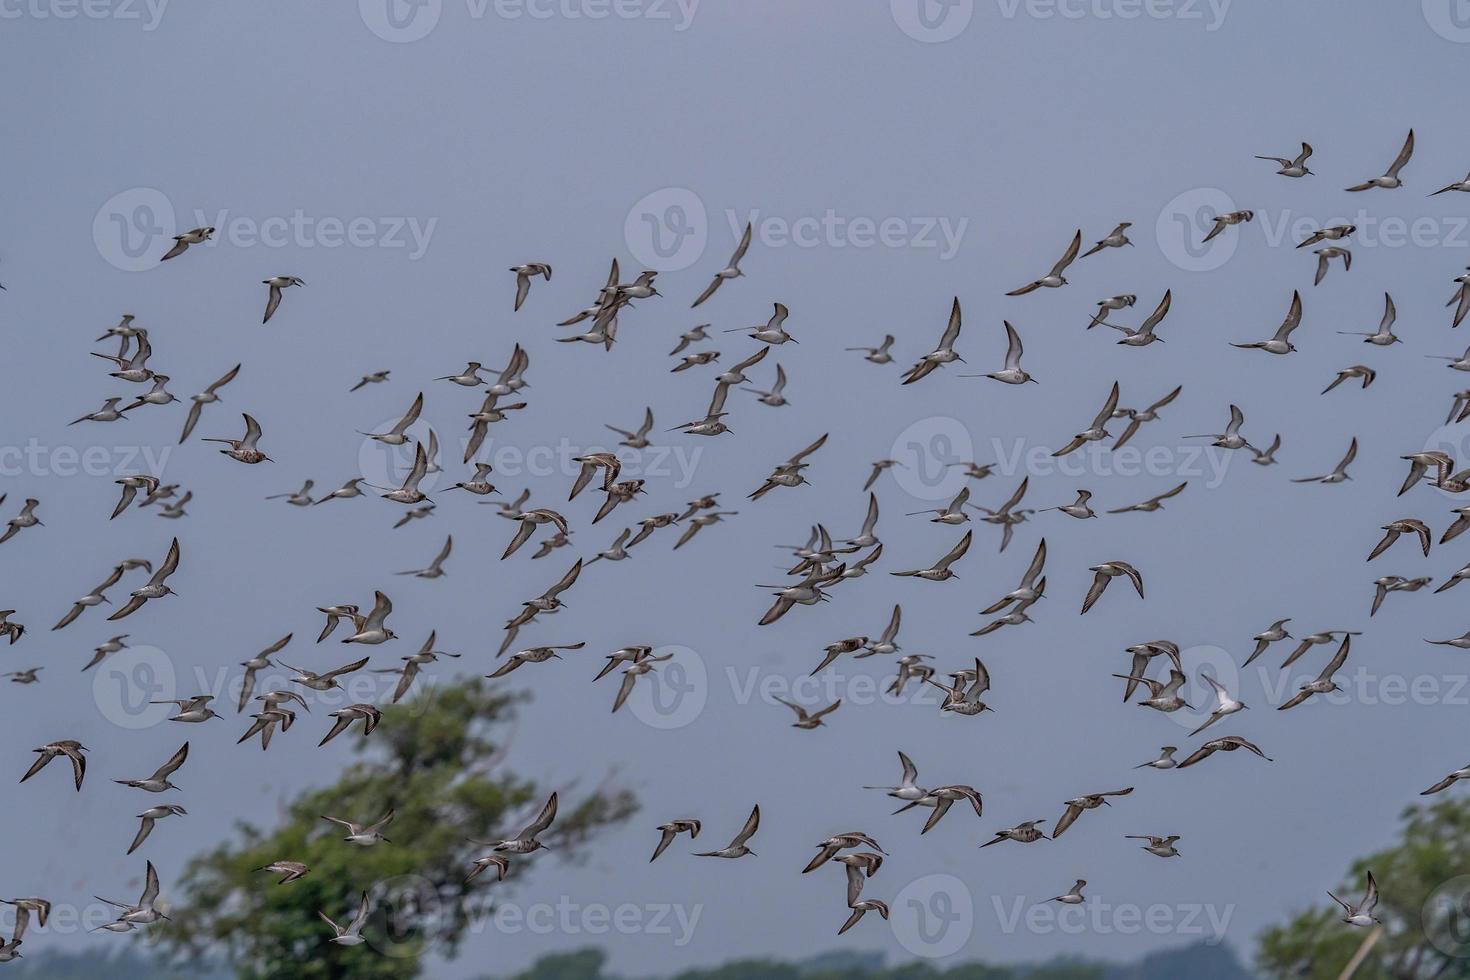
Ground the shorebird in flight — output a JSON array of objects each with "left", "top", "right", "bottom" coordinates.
[
  {"left": 1292, "top": 437, "right": 1358, "bottom": 484},
  {"left": 1313, "top": 247, "right": 1351, "bottom": 286},
  {"left": 1104, "top": 290, "right": 1171, "bottom": 347},
  {"left": 1052, "top": 788, "right": 1133, "bottom": 837},
  {"left": 204, "top": 413, "right": 270, "bottom": 463},
  {"left": 846, "top": 334, "right": 895, "bottom": 364},
  {"left": 1256, "top": 141, "right": 1313, "bottom": 177},
  {"left": 1186, "top": 403, "right": 1254, "bottom": 451},
  {"left": 261, "top": 275, "right": 305, "bottom": 323},
  {"left": 651, "top": 819, "right": 702, "bottom": 861},
  {"left": 502, "top": 508, "right": 570, "bottom": 559},
  {"left": 980, "top": 820, "right": 1048, "bottom": 848},
  {"left": 1176, "top": 735, "right": 1273, "bottom": 768},
  {"left": 775, "top": 696, "right": 843, "bottom": 730},
  {"left": 691, "top": 222, "right": 752, "bottom": 307},
  {"left": 1190, "top": 675, "right": 1247, "bottom": 736},
  {"left": 1233, "top": 291, "right": 1303, "bottom": 354},
  {"left": 961, "top": 320, "right": 1033, "bottom": 384},
  {"left": 1201, "top": 210, "right": 1255, "bottom": 244},
  {"left": 694, "top": 804, "right": 760, "bottom": 858},
  {"left": 319, "top": 704, "right": 381, "bottom": 746},
  {"left": 108, "top": 538, "right": 180, "bottom": 620},
  {"left": 606, "top": 407, "right": 655, "bottom": 449},
  {"left": 1087, "top": 293, "right": 1136, "bottom": 328},
  {"left": 1322, "top": 366, "right": 1375, "bottom": 394},
  {"left": 891, "top": 529, "right": 971, "bottom": 582},
  {"left": 1112, "top": 385, "right": 1182, "bottom": 449},
  {"left": 1135, "top": 747, "right": 1178, "bottom": 770},
  {"left": 1280, "top": 634, "right": 1352, "bottom": 709},
  {"left": 479, "top": 792, "right": 558, "bottom": 854},
  {"left": 1007, "top": 230, "right": 1080, "bottom": 295},
  {"left": 727, "top": 302, "right": 795, "bottom": 345},
  {"left": 1081, "top": 560, "right": 1144, "bottom": 613},
  {"left": 128, "top": 804, "right": 186, "bottom": 854},
  {"left": 343, "top": 591, "right": 396, "bottom": 644},
  {"left": 1127, "top": 834, "right": 1181, "bottom": 858},
  {"left": 320, "top": 892, "right": 371, "bottom": 946},
  {"left": 1082, "top": 221, "right": 1132, "bottom": 257},
  {"left": 257, "top": 860, "right": 310, "bottom": 885},
  {"left": 1346, "top": 130, "right": 1414, "bottom": 191},
  {"left": 1244, "top": 619, "right": 1292, "bottom": 666},
  {"left": 0, "top": 498, "right": 41, "bottom": 546},
  {"left": 1371, "top": 575, "right": 1429, "bottom": 616},
  {"left": 1109, "top": 482, "right": 1188, "bottom": 515},
  {"left": 280, "top": 656, "right": 370, "bottom": 692},
  {"left": 1367, "top": 519, "right": 1432, "bottom": 560},
  {"left": 865, "top": 750, "right": 929, "bottom": 803},
  {"left": 323, "top": 808, "right": 395, "bottom": 846},
  {"left": 510, "top": 262, "right": 552, "bottom": 311},
  {"left": 1328, "top": 871, "right": 1380, "bottom": 927},
  {"left": 159, "top": 225, "right": 214, "bottom": 261},
  {"left": 21, "top": 740, "right": 87, "bottom": 791},
  {"left": 1053, "top": 382, "right": 1120, "bottom": 456},
  {"left": 901, "top": 298, "right": 963, "bottom": 384},
  {"left": 1114, "top": 668, "right": 1190, "bottom": 713}
]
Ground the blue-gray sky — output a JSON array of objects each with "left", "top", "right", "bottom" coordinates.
[{"left": 6, "top": 0, "right": 1470, "bottom": 974}]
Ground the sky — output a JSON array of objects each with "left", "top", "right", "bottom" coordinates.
[{"left": 5, "top": 0, "right": 1470, "bottom": 975}]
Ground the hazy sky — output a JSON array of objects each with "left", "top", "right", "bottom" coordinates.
[{"left": 6, "top": 1, "right": 1470, "bottom": 975}]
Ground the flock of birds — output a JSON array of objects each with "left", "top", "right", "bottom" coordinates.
[{"left": 4, "top": 127, "right": 1470, "bottom": 961}]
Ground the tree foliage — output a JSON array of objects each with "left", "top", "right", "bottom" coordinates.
[
  {"left": 1256, "top": 797, "right": 1470, "bottom": 979},
  {"left": 154, "top": 680, "right": 637, "bottom": 980}
]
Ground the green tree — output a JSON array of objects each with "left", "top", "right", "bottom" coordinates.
[
  {"left": 155, "top": 680, "right": 636, "bottom": 980},
  {"left": 1256, "top": 797, "right": 1470, "bottom": 979}
]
